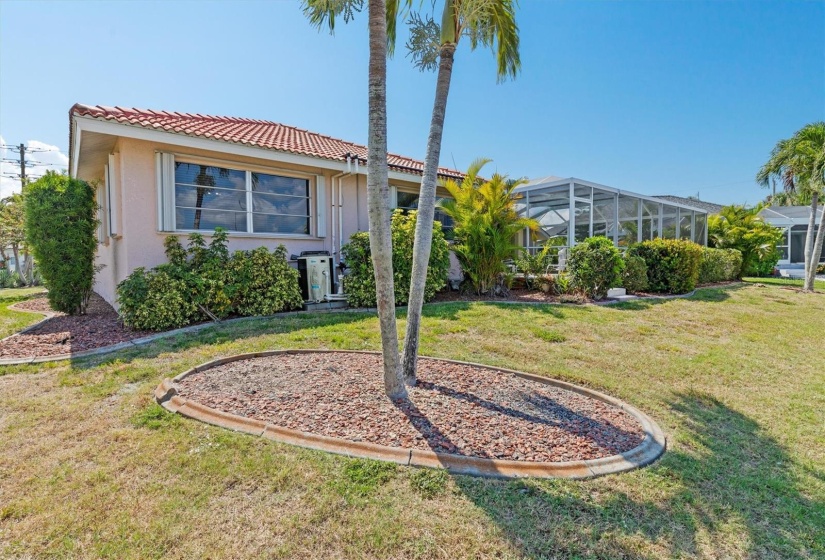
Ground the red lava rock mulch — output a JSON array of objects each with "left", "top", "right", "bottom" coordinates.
[
  {"left": 176, "top": 352, "right": 645, "bottom": 462},
  {"left": 0, "top": 293, "right": 151, "bottom": 359}
]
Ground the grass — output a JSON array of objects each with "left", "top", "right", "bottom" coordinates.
[
  {"left": 743, "top": 275, "right": 825, "bottom": 290},
  {"left": 0, "top": 286, "right": 47, "bottom": 338},
  {"left": 0, "top": 283, "right": 823, "bottom": 558}
]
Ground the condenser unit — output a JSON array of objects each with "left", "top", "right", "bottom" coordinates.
[{"left": 296, "top": 253, "right": 335, "bottom": 302}]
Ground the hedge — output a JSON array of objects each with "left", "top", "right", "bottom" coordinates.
[
  {"left": 567, "top": 236, "right": 624, "bottom": 299},
  {"left": 24, "top": 171, "right": 98, "bottom": 314},
  {"left": 117, "top": 229, "right": 302, "bottom": 330},
  {"left": 628, "top": 239, "right": 702, "bottom": 294},
  {"left": 341, "top": 210, "right": 450, "bottom": 308},
  {"left": 621, "top": 254, "right": 649, "bottom": 293},
  {"left": 698, "top": 247, "right": 743, "bottom": 284}
]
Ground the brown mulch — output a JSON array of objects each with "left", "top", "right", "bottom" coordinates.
[
  {"left": 0, "top": 293, "right": 151, "bottom": 359},
  {"left": 176, "top": 352, "right": 645, "bottom": 463}
]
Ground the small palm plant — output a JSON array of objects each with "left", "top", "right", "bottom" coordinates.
[{"left": 438, "top": 159, "right": 537, "bottom": 294}]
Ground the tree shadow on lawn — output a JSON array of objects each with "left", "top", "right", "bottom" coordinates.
[
  {"left": 448, "top": 391, "right": 824, "bottom": 559},
  {"left": 67, "top": 310, "right": 377, "bottom": 371}
]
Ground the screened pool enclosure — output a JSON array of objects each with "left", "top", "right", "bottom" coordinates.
[{"left": 513, "top": 177, "right": 709, "bottom": 265}]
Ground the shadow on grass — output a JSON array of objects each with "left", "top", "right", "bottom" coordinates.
[
  {"left": 68, "top": 311, "right": 377, "bottom": 370},
  {"left": 450, "top": 391, "right": 824, "bottom": 558},
  {"left": 418, "top": 300, "right": 571, "bottom": 321}
]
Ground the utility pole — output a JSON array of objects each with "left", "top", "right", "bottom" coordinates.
[{"left": 18, "top": 144, "right": 26, "bottom": 189}]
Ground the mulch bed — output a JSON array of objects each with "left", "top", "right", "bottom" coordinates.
[
  {"left": 176, "top": 352, "right": 645, "bottom": 462},
  {"left": 0, "top": 293, "right": 151, "bottom": 359}
]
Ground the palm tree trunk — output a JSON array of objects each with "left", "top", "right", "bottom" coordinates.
[
  {"left": 803, "top": 192, "right": 819, "bottom": 291},
  {"left": 367, "top": 0, "right": 406, "bottom": 399},
  {"left": 805, "top": 199, "right": 825, "bottom": 291},
  {"left": 401, "top": 44, "right": 456, "bottom": 385}
]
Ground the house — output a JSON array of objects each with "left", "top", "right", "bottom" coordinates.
[
  {"left": 69, "top": 104, "right": 461, "bottom": 308},
  {"left": 759, "top": 205, "right": 824, "bottom": 266},
  {"left": 513, "top": 176, "right": 710, "bottom": 256}
]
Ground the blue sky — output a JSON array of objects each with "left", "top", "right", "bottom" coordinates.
[{"left": 1, "top": 0, "right": 822, "bottom": 203}]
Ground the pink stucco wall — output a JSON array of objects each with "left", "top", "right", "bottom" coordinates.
[{"left": 87, "top": 137, "right": 423, "bottom": 308}]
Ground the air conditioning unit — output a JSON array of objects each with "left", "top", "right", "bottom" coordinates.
[{"left": 296, "top": 253, "right": 335, "bottom": 302}]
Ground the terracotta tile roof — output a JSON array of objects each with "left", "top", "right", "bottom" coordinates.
[{"left": 71, "top": 103, "right": 464, "bottom": 179}]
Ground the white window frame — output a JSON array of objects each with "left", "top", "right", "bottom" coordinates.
[{"left": 156, "top": 152, "right": 322, "bottom": 238}]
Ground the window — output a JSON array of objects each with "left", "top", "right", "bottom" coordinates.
[
  {"left": 394, "top": 189, "right": 454, "bottom": 235},
  {"left": 641, "top": 200, "right": 660, "bottom": 241},
  {"left": 661, "top": 205, "right": 678, "bottom": 239},
  {"left": 592, "top": 189, "right": 616, "bottom": 240},
  {"left": 173, "top": 160, "right": 311, "bottom": 235},
  {"left": 694, "top": 212, "right": 707, "bottom": 246}
]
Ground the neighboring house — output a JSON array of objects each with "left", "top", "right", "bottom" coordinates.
[
  {"left": 69, "top": 104, "right": 463, "bottom": 308},
  {"left": 759, "top": 206, "right": 824, "bottom": 265},
  {"left": 513, "top": 177, "right": 710, "bottom": 254}
]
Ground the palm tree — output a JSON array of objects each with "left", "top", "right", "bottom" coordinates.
[
  {"left": 757, "top": 122, "right": 825, "bottom": 291},
  {"left": 402, "top": 0, "right": 521, "bottom": 384},
  {"left": 303, "top": 0, "right": 407, "bottom": 398},
  {"left": 437, "top": 159, "right": 537, "bottom": 294}
]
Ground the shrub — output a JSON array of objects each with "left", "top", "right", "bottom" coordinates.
[
  {"left": 708, "top": 206, "right": 782, "bottom": 277},
  {"left": 621, "top": 254, "right": 649, "bottom": 293},
  {"left": 628, "top": 239, "right": 702, "bottom": 294},
  {"left": 0, "top": 269, "right": 23, "bottom": 289},
  {"left": 516, "top": 244, "right": 557, "bottom": 290},
  {"left": 698, "top": 247, "right": 743, "bottom": 284},
  {"left": 567, "top": 237, "right": 624, "bottom": 299},
  {"left": 117, "top": 229, "right": 302, "bottom": 330},
  {"left": 116, "top": 266, "right": 198, "bottom": 331},
  {"left": 227, "top": 246, "right": 303, "bottom": 316},
  {"left": 817, "top": 263, "right": 825, "bottom": 275},
  {"left": 341, "top": 210, "right": 450, "bottom": 308},
  {"left": 24, "top": 171, "right": 98, "bottom": 314}
]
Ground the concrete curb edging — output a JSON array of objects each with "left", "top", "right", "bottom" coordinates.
[
  {"left": 156, "top": 349, "right": 667, "bottom": 479},
  {"left": 0, "top": 285, "right": 729, "bottom": 366}
]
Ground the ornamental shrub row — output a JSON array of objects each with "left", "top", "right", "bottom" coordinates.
[
  {"left": 698, "top": 247, "right": 743, "bottom": 284},
  {"left": 116, "top": 229, "right": 302, "bottom": 331},
  {"left": 341, "top": 210, "right": 450, "bottom": 308},
  {"left": 628, "top": 238, "right": 703, "bottom": 294}
]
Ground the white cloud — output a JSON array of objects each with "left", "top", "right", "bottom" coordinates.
[{"left": 0, "top": 135, "right": 69, "bottom": 198}]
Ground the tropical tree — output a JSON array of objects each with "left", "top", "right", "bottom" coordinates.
[
  {"left": 0, "top": 192, "right": 30, "bottom": 284},
  {"left": 437, "top": 159, "right": 536, "bottom": 294},
  {"left": 757, "top": 122, "right": 825, "bottom": 291},
  {"left": 401, "top": 0, "right": 521, "bottom": 383},
  {"left": 303, "top": 0, "right": 408, "bottom": 398},
  {"left": 707, "top": 205, "right": 783, "bottom": 277}
]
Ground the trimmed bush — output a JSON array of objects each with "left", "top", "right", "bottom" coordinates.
[
  {"left": 567, "top": 236, "right": 624, "bottom": 299},
  {"left": 117, "top": 229, "right": 302, "bottom": 330},
  {"left": 698, "top": 247, "right": 743, "bottom": 284},
  {"left": 24, "top": 171, "right": 98, "bottom": 314},
  {"left": 341, "top": 210, "right": 450, "bottom": 308},
  {"left": 116, "top": 265, "right": 198, "bottom": 331},
  {"left": 621, "top": 254, "right": 649, "bottom": 293},
  {"left": 818, "top": 263, "right": 825, "bottom": 275},
  {"left": 628, "top": 239, "right": 702, "bottom": 294},
  {"left": 227, "top": 246, "right": 303, "bottom": 316}
]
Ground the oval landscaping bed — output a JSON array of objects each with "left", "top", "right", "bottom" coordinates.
[{"left": 157, "top": 350, "right": 666, "bottom": 478}]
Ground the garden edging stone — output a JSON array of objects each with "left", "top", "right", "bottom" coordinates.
[
  {"left": 155, "top": 349, "right": 667, "bottom": 479},
  {"left": 0, "top": 288, "right": 715, "bottom": 366}
]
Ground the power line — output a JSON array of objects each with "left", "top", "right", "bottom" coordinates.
[{"left": 0, "top": 143, "right": 66, "bottom": 189}]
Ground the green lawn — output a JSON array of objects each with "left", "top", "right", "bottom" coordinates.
[
  {"left": 743, "top": 275, "right": 825, "bottom": 290},
  {"left": 0, "top": 284, "right": 823, "bottom": 559},
  {"left": 0, "top": 286, "right": 47, "bottom": 339}
]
